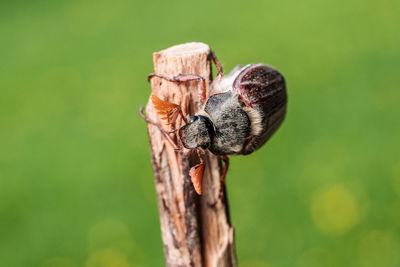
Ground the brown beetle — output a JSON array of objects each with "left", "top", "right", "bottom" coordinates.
[{"left": 140, "top": 51, "right": 287, "bottom": 196}]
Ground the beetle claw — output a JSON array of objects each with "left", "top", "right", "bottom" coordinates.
[{"left": 189, "top": 163, "right": 205, "bottom": 195}]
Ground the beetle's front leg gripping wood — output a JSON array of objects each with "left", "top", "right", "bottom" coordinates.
[
  {"left": 144, "top": 42, "right": 237, "bottom": 267},
  {"left": 139, "top": 106, "right": 182, "bottom": 151}
]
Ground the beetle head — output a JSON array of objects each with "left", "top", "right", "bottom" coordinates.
[{"left": 179, "top": 115, "right": 214, "bottom": 149}]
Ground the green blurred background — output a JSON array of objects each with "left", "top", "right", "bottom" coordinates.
[{"left": 1, "top": 0, "right": 399, "bottom": 266}]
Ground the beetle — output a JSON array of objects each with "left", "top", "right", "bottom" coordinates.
[{"left": 140, "top": 51, "right": 287, "bottom": 196}]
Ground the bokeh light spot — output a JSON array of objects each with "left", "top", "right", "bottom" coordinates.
[
  {"left": 85, "top": 248, "right": 133, "bottom": 267},
  {"left": 358, "top": 230, "right": 399, "bottom": 267},
  {"left": 296, "top": 140, "right": 350, "bottom": 203},
  {"left": 311, "top": 184, "right": 359, "bottom": 234},
  {"left": 88, "top": 220, "right": 134, "bottom": 255}
]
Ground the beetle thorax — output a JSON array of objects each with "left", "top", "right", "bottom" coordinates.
[{"left": 203, "top": 91, "right": 252, "bottom": 155}]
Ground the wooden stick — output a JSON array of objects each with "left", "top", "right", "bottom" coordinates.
[{"left": 144, "top": 42, "right": 237, "bottom": 267}]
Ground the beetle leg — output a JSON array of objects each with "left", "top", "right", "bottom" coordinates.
[
  {"left": 148, "top": 73, "right": 207, "bottom": 105},
  {"left": 209, "top": 155, "right": 229, "bottom": 207},
  {"left": 189, "top": 148, "right": 205, "bottom": 195},
  {"left": 139, "top": 106, "right": 182, "bottom": 151},
  {"left": 220, "top": 155, "right": 229, "bottom": 185},
  {"left": 210, "top": 50, "right": 224, "bottom": 79},
  {"left": 151, "top": 94, "right": 188, "bottom": 125}
]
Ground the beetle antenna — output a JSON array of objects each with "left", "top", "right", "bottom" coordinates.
[{"left": 139, "top": 105, "right": 182, "bottom": 151}]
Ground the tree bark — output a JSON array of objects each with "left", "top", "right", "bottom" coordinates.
[{"left": 145, "top": 42, "right": 237, "bottom": 267}]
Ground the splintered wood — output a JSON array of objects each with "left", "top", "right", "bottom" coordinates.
[{"left": 145, "top": 42, "right": 237, "bottom": 267}]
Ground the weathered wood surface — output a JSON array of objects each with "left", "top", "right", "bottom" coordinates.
[{"left": 145, "top": 42, "right": 237, "bottom": 267}]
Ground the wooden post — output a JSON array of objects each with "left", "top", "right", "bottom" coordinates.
[{"left": 144, "top": 42, "right": 237, "bottom": 267}]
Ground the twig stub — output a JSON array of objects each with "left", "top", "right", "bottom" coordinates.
[{"left": 145, "top": 42, "right": 237, "bottom": 267}]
